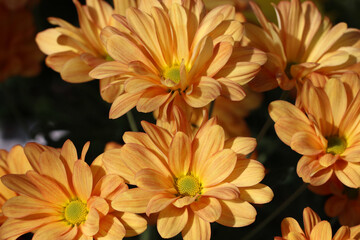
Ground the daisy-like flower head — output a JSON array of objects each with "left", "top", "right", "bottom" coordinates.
[
  {"left": 275, "top": 207, "right": 360, "bottom": 240},
  {"left": 36, "top": 0, "right": 136, "bottom": 102},
  {"left": 0, "top": 145, "right": 33, "bottom": 225},
  {"left": 103, "top": 107, "right": 273, "bottom": 240},
  {"left": 243, "top": 0, "right": 360, "bottom": 92},
  {"left": 89, "top": 0, "right": 266, "bottom": 121},
  {"left": 0, "top": 140, "right": 147, "bottom": 239},
  {"left": 269, "top": 72, "right": 360, "bottom": 187},
  {"left": 309, "top": 177, "right": 360, "bottom": 227}
]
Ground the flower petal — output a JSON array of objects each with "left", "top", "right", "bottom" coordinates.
[
  {"left": 114, "top": 212, "right": 147, "bottom": 237},
  {"left": 112, "top": 188, "right": 156, "bottom": 213},
  {"left": 182, "top": 211, "right": 211, "bottom": 240},
  {"left": 217, "top": 199, "right": 256, "bottom": 227},
  {"left": 290, "top": 132, "right": 324, "bottom": 156},
  {"left": 109, "top": 92, "right": 142, "bottom": 119},
  {"left": 239, "top": 183, "right": 274, "bottom": 204},
  {"left": 309, "top": 221, "right": 332, "bottom": 240},
  {"left": 224, "top": 137, "right": 257, "bottom": 156},
  {"left": 80, "top": 207, "right": 99, "bottom": 237},
  {"left": 334, "top": 161, "right": 360, "bottom": 188},
  {"left": 146, "top": 193, "right": 178, "bottom": 216},
  {"left": 32, "top": 221, "right": 72, "bottom": 240},
  {"left": 135, "top": 168, "right": 175, "bottom": 192},
  {"left": 73, "top": 160, "right": 93, "bottom": 202},
  {"left": 225, "top": 159, "right": 265, "bottom": 187},
  {"left": 95, "top": 214, "right": 126, "bottom": 240},
  {"left": 303, "top": 207, "right": 321, "bottom": 237},
  {"left": 191, "top": 197, "right": 221, "bottom": 222},
  {"left": 202, "top": 183, "right": 240, "bottom": 200},
  {"left": 157, "top": 205, "right": 188, "bottom": 238},
  {"left": 183, "top": 77, "right": 221, "bottom": 108}
]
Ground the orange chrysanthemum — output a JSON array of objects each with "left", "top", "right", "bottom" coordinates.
[
  {"left": 36, "top": 0, "right": 136, "bottom": 102},
  {"left": 243, "top": 0, "right": 360, "bottom": 92},
  {"left": 0, "top": 140, "right": 147, "bottom": 239},
  {"left": 0, "top": 5, "right": 43, "bottom": 82},
  {"left": 310, "top": 177, "right": 360, "bottom": 227},
  {"left": 275, "top": 207, "right": 360, "bottom": 240},
  {"left": 89, "top": 0, "right": 266, "bottom": 121},
  {"left": 0, "top": 145, "right": 33, "bottom": 225},
  {"left": 103, "top": 108, "right": 273, "bottom": 240},
  {"left": 269, "top": 72, "right": 360, "bottom": 187}
]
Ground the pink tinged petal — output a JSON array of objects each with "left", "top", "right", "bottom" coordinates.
[
  {"left": 60, "top": 56, "right": 93, "bottom": 83},
  {"left": 303, "top": 207, "right": 321, "bottom": 237},
  {"left": 217, "top": 199, "right": 256, "bottom": 227},
  {"left": 269, "top": 100, "right": 310, "bottom": 123},
  {"left": 202, "top": 183, "right": 240, "bottom": 200},
  {"left": 190, "top": 197, "right": 221, "bottom": 222},
  {"left": 280, "top": 217, "right": 305, "bottom": 238},
  {"left": 182, "top": 212, "right": 211, "bottom": 240},
  {"left": 0, "top": 216, "right": 60, "bottom": 240},
  {"left": 225, "top": 159, "right": 265, "bottom": 187},
  {"left": 89, "top": 61, "right": 128, "bottom": 79},
  {"left": 73, "top": 160, "right": 93, "bottom": 202},
  {"left": 120, "top": 143, "right": 171, "bottom": 179},
  {"left": 290, "top": 132, "right": 324, "bottom": 156},
  {"left": 95, "top": 214, "right": 126, "bottom": 240},
  {"left": 168, "top": 132, "right": 191, "bottom": 176},
  {"left": 192, "top": 125, "right": 225, "bottom": 176},
  {"left": 26, "top": 171, "right": 69, "bottom": 204},
  {"left": 274, "top": 117, "right": 315, "bottom": 146},
  {"left": 157, "top": 205, "right": 188, "bottom": 238},
  {"left": 206, "top": 41, "right": 234, "bottom": 77},
  {"left": 60, "top": 139, "right": 78, "bottom": 175},
  {"left": 141, "top": 121, "right": 172, "bottom": 156},
  {"left": 146, "top": 193, "right": 178, "bottom": 216},
  {"left": 80, "top": 207, "right": 100, "bottom": 237},
  {"left": 32, "top": 221, "right": 72, "bottom": 240},
  {"left": 135, "top": 168, "right": 175, "bottom": 192},
  {"left": 1, "top": 174, "right": 42, "bottom": 199},
  {"left": 334, "top": 161, "right": 360, "bottom": 188},
  {"left": 115, "top": 212, "right": 147, "bottom": 237},
  {"left": 198, "top": 149, "right": 237, "bottom": 187},
  {"left": 324, "top": 78, "right": 347, "bottom": 129},
  {"left": 87, "top": 197, "right": 109, "bottom": 218},
  {"left": 102, "top": 149, "right": 135, "bottom": 185},
  {"left": 309, "top": 167, "right": 334, "bottom": 186},
  {"left": 319, "top": 154, "right": 338, "bottom": 167},
  {"left": 109, "top": 91, "right": 143, "bottom": 119},
  {"left": 173, "top": 196, "right": 197, "bottom": 208},
  {"left": 112, "top": 188, "right": 156, "bottom": 213},
  {"left": 224, "top": 137, "right": 257, "bottom": 156},
  {"left": 217, "top": 78, "right": 246, "bottom": 101},
  {"left": 238, "top": 183, "right": 274, "bottom": 204},
  {"left": 2, "top": 195, "right": 60, "bottom": 218},
  {"left": 309, "top": 221, "right": 332, "bottom": 240},
  {"left": 92, "top": 174, "right": 126, "bottom": 199},
  {"left": 124, "top": 76, "right": 159, "bottom": 93},
  {"left": 183, "top": 77, "right": 221, "bottom": 108},
  {"left": 187, "top": 36, "right": 213, "bottom": 81},
  {"left": 136, "top": 87, "right": 171, "bottom": 113},
  {"left": 217, "top": 62, "right": 262, "bottom": 85}
]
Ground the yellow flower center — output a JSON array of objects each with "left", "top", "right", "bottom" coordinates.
[
  {"left": 163, "top": 65, "right": 181, "bottom": 84},
  {"left": 63, "top": 200, "right": 88, "bottom": 225},
  {"left": 176, "top": 175, "right": 201, "bottom": 197},
  {"left": 326, "top": 136, "right": 347, "bottom": 155}
]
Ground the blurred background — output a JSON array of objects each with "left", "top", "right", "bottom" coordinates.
[{"left": 1, "top": 0, "right": 360, "bottom": 239}]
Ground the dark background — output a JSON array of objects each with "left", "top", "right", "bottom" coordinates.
[{"left": 1, "top": 0, "right": 360, "bottom": 239}]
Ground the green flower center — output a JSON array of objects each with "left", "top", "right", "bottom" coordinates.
[
  {"left": 326, "top": 136, "right": 347, "bottom": 155},
  {"left": 63, "top": 200, "right": 88, "bottom": 225},
  {"left": 105, "top": 54, "right": 114, "bottom": 61},
  {"left": 176, "top": 175, "right": 201, "bottom": 197},
  {"left": 163, "top": 65, "right": 181, "bottom": 84}
]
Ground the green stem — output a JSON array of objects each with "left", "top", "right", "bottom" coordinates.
[
  {"left": 126, "top": 110, "right": 138, "bottom": 132},
  {"left": 242, "top": 183, "right": 308, "bottom": 240}
]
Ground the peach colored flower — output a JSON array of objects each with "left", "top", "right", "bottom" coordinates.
[
  {"left": 36, "top": 0, "right": 136, "bottom": 102},
  {"left": 0, "top": 5, "right": 43, "bottom": 82},
  {"left": 310, "top": 177, "right": 360, "bottom": 227},
  {"left": 89, "top": 0, "right": 266, "bottom": 121},
  {"left": 269, "top": 72, "right": 360, "bottom": 187},
  {"left": 0, "top": 145, "right": 33, "bottom": 225},
  {"left": 0, "top": 140, "right": 147, "bottom": 239},
  {"left": 103, "top": 108, "right": 273, "bottom": 240},
  {"left": 274, "top": 207, "right": 360, "bottom": 240},
  {"left": 243, "top": 0, "right": 360, "bottom": 92}
]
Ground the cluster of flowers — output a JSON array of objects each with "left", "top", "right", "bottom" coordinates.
[{"left": 1, "top": 0, "right": 360, "bottom": 239}]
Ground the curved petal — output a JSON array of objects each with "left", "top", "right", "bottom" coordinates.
[
  {"left": 109, "top": 92, "right": 142, "bottom": 119},
  {"left": 32, "top": 221, "right": 72, "bottom": 240},
  {"left": 112, "top": 188, "right": 156, "bottom": 213},
  {"left": 269, "top": 100, "right": 310, "bottom": 123},
  {"left": 136, "top": 87, "right": 171, "bottom": 113},
  {"left": 135, "top": 168, "right": 175, "bottom": 192},
  {"left": 303, "top": 207, "right": 321, "bottom": 237},
  {"left": 190, "top": 197, "right": 221, "bottom": 222},
  {"left": 238, "top": 183, "right": 274, "bottom": 204},
  {"left": 95, "top": 214, "right": 126, "bottom": 240},
  {"left": 290, "top": 132, "right": 324, "bottom": 156},
  {"left": 168, "top": 132, "right": 191, "bottom": 176},
  {"left": 217, "top": 199, "right": 256, "bottom": 227},
  {"left": 202, "top": 183, "right": 240, "bottom": 200},
  {"left": 146, "top": 193, "right": 178, "bottom": 216},
  {"left": 115, "top": 212, "right": 147, "bottom": 237},
  {"left": 280, "top": 217, "right": 305, "bottom": 238},
  {"left": 309, "top": 221, "right": 332, "bottom": 240},
  {"left": 334, "top": 161, "right": 360, "bottom": 188},
  {"left": 80, "top": 207, "right": 99, "bottom": 237},
  {"left": 61, "top": 56, "right": 93, "bottom": 83},
  {"left": 225, "top": 159, "right": 265, "bottom": 187},
  {"left": 157, "top": 205, "right": 188, "bottom": 238},
  {"left": 224, "top": 137, "right": 257, "bottom": 156},
  {"left": 183, "top": 77, "right": 221, "bottom": 108},
  {"left": 182, "top": 211, "right": 211, "bottom": 240},
  {"left": 73, "top": 160, "right": 93, "bottom": 202}
]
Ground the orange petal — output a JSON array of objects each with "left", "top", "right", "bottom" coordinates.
[
  {"left": 190, "top": 197, "right": 221, "bottom": 222},
  {"left": 269, "top": 100, "right": 310, "bottom": 123},
  {"left": 157, "top": 205, "right": 188, "bottom": 238},
  {"left": 202, "top": 183, "right": 240, "bottom": 200},
  {"left": 36, "top": 28, "right": 74, "bottom": 55},
  {"left": 135, "top": 168, "right": 175, "bottom": 192},
  {"left": 225, "top": 159, "right": 265, "bottom": 187},
  {"left": 146, "top": 193, "right": 178, "bottom": 216},
  {"left": 1, "top": 174, "right": 42, "bottom": 199},
  {"left": 109, "top": 91, "right": 142, "bottom": 119},
  {"left": 217, "top": 78, "right": 246, "bottom": 101},
  {"left": 95, "top": 214, "right": 126, "bottom": 239},
  {"left": 136, "top": 87, "right": 171, "bottom": 113},
  {"left": 60, "top": 139, "right": 78, "bottom": 175},
  {"left": 275, "top": 117, "right": 315, "bottom": 146},
  {"left": 112, "top": 188, "right": 156, "bottom": 213},
  {"left": 32, "top": 221, "right": 72, "bottom": 239},
  {"left": 89, "top": 61, "right": 128, "bottom": 79},
  {"left": 80, "top": 207, "right": 100, "bottom": 237},
  {"left": 334, "top": 161, "right": 360, "bottom": 188},
  {"left": 168, "top": 131, "right": 191, "bottom": 176},
  {"left": 102, "top": 148, "right": 135, "bottom": 184},
  {"left": 114, "top": 212, "right": 147, "bottom": 237},
  {"left": 183, "top": 77, "right": 221, "bottom": 108},
  {"left": 217, "top": 199, "right": 256, "bottom": 227},
  {"left": 73, "top": 160, "right": 93, "bottom": 202},
  {"left": 141, "top": 121, "right": 172, "bottom": 156},
  {"left": 303, "top": 207, "right": 321, "bottom": 237},
  {"left": 324, "top": 78, "right": 347, "bottom": 129},
  {"left": 173, "top": 196, "right": 197, "bottom": 208},
  {"left": 182, "top": 211, "right": 211, "bottom": 240},
  {"left": 6, "top": 145, "right": 32, "bottom": 174},
  {"left": 92, "top": 174, "right": 126, "bottom": 199},
  {"left": 60, "top": 56, "right": 93, "bottom": 83},
  {"left": 87, "top": 196, "right": 109, "bottom": 217},
  {"left": 333, "top": 226, "right": 351, "bottom": 240},
  {"left": 239, "top": 183, "right": 274, "bottom": 204},
  {"left": 309, "top": 221, "right": 332, "bottom": 240},
  {"left": 290, "top": 132, "right": 324, "bottom": 156},
  {"left": 281, "top": 217, "right": 305, "bottom": 238},
  {"left": 224, "top": 137, "right": 257, "bottom": 156}
]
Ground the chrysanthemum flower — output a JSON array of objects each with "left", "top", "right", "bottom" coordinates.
[
  {"left": 309, "top": 177, "right": 360, "bottom": 227},
  {"left": 36, "top": 0, "right": 136, "bottom": 102},
  {"left": 0, "top": 140, "right": 147, "bottom": 239},
  {"left": 89, "top": 0, "right": 266, "bottom": 121},
  {"left": 274, "top": 207, "right": 360, "bottom": 240},
  {"left": 269, "top": 72, "right": 360, "bottom": 187},
  {"left": 243, "top": 0, "right": 360, "bottom": 92},
  {"left": 103, "top": 108, "right": 273, "bottom": 240},
  {"left": 0, "top": 145, "right": 33, "bottom": 225},
  {"left": 0, "top": 5, "right": 43, "bottom": 82}
]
